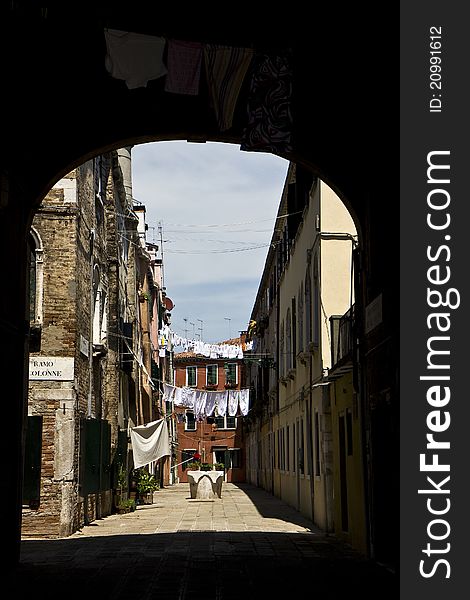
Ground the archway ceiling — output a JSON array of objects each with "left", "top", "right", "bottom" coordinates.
[{"left": 1, "top": 8, "right": 395, "bottom": 229}]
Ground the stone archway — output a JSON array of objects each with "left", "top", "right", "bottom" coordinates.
[{"left": 0, "top": 9, "right": 398, "bottom": 569}]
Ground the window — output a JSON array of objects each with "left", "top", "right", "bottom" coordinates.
[
  {"left": 346, "top": 409, "right": 353, "bottom": 455},
  {"left": 94, "top": 156, "right": 105, "bottom": 225},
  {"left": 286, "top": 309, "right": 292, "bottom": 371},
  {"left": 185, "top": 411, "right": 196, "bottom": 431},
  {"left": 93, "top": 283, "right": 107, "bottom": 345},
  {"left": 291, "top": 297, "right": 297, "bottom": 369},
  {"left": 298, "top": 419, "right": 305, "bottom": 474},
  {"left": 298, "top": 283, "right": 304, "bottom": 353},
  {"left": 293, "top": 425, "right": 296, "bottom": 472},
  {"left": 214, "top": 415, "right": 236, "bottom": 429},
  {"left": 314, "top": 412, "right": 321, "bottom": 475},
  {"left": 28, "top": 229, "right": 44, "bottom": 325},
  {"left": 181, "top": 449, "right": 197, "bottom": 471},
  {"left": 286, "top": 425, "right": 290, "bottom": 471},
  {"left": 229, "top": 448, "right": 242, "bottom": 468},
  {"left": 305, "top": 270, "right": 312, "bottom": 345},
  {"left": 225, "top": 363, "right": 237, "bottom": 385},
  {"left": 186, "top": 366, "right": 197, "bottom": 387},
  {"left": 280, "top": 321, "right": 285, "bottom": 376},
  {"left": 29, "top": 241, "right": 37, "bottom": 323},
  {"left": 206, "top": 364, "right": 218, "bottom": 386},
  {"left": 313, "top": 253, "right": 320, "bottom": 347},
  {"left": 281, "top": 427, "right": 286, "bottom": 471}
]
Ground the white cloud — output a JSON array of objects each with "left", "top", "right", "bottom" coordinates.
[{"left": 131, "top": 141, "right": 288, "bottom": 341}]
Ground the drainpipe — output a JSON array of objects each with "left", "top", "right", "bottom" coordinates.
[{"left": 88, "top": 229, "right": 95, "bottom": 418}]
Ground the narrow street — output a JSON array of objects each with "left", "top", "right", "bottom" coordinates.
[{"left": 14, "top": 483, "right": 398, "bottom": 599}]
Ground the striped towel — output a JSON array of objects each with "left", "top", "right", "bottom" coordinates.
[{"left": 204, "top": 45, "right": 254, "bottom": 131}]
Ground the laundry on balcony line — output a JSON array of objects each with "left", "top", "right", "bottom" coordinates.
[{"left": 162, "top": 383, "right": 250, "bottom": 418}]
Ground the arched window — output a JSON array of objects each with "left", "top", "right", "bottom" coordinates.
[
  {"left": 28, "top": 228, "right": 44, "bottom": 325},
  {"left": 92, "top": 265, "right": 107, "bottom": 346}
]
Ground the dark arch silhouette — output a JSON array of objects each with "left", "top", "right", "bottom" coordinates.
[{"left": 0, "top": 8, "right": 398, "bottom": 572}]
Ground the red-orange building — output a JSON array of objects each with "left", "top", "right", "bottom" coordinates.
[{"left": 173, "top": 338, "right": 247, "bottom": 483}]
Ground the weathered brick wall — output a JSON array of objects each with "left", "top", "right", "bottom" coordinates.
[
  {"left": 23, "top": 151, "right": 145, "bottom": 538},
  {"left": 25, "top": 170, "right": 80, "bottom": 537},
  {"left": 24, "top": 159, "right": 118, "bottom": 537}
]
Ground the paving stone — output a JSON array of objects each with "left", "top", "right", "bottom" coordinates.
[{"left": 13, "top": 482, "right": 398, "bottom": 599}]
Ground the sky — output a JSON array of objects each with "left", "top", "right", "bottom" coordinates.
[{"left": 131, "top": 141, "right": 288, "bottom": 343}]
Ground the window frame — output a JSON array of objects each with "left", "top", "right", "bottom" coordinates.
[
  {"left": 229, "top": 448, "right": 242, "bottom": 469},
  {"left": 185, "top": 410, "right": 197, "bottom": 431},
  {"left": 225, "top": 362, "right": 238, "bottom": 385},
  {"left": 181, "top": 448, "right": 197, "bottom": 471},
  {"left": 186, "top": 365, "right": 197, "bottom": 387},
  {"left": 206, "top": 364, "right": 218, "bottom": 386},
  {"left": 214, "top": 415, "right": 237, "bottom": 430}
]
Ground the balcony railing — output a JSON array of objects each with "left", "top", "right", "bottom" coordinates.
[{"left": 330, "top": 304, "right": 355, "bottom": 367}]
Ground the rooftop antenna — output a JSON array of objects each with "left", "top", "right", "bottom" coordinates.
[
  {"left": 158, "top": 221, "right": 165, "bottom": 287},
  {"left": 197, "top": 319, "right": 203, "bottom": 341},
  {"left": 224, "top": 317, "right": 232, "bottom": 340}
]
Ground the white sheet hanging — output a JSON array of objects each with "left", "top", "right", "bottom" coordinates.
[
  {"left": 238, "top": 389, "right": 250, "bottom": 416},
  {"left": 215, "top": 391, "right": 228, "bottom": 417},
  {"left": 227, "top": 390, "right": 239, "bottom": 417},
  {"left": 104, "top": 29, "right": 167, "bottom": 89},
  {"left": 130, "top": 418, "right": 170, "bottom": 469}
]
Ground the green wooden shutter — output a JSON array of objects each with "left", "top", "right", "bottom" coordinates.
[
  {"left": 100, "top": 420, "right": 111, "bottom": 491},
  {"left": 23, "top": 415, "right": 42, "bottom": 507},
  {"left": 81, "top": 418, "right": 100, "bottom": 495}
]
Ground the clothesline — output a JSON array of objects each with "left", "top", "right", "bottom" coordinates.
[
  {"left": 163, "top": 383, "right": 250, "bottom": 419},
  {"left": 158, "top": 326, "right": 253, "bottom": 359},
  {"left": 104, "top": 30, "right": 292, "bottom": 153}
]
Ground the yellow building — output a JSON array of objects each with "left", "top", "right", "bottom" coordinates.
[{"left": 246, "top": 162, "right": 367, "bottom": 553}]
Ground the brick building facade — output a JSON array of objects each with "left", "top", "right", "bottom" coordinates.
[
  {"left": 23, "top": 148, "right": 171, "bottom": 537},
  {"left": 173, "top": 339, "right": 248, "bottom": 484}
]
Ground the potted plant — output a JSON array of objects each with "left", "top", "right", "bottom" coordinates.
[
  {"left": 186, "top": 460, "right": 201, "bottom": 471},
  {"left": 214, "top": 462, "right": 225, "bottom": 471},
  {"left": 135, "top": 469, "right": 159, "bottom": 504},
  {"left": 114, "top": 463, "right": 128, "bottom": 510},
  {"left": 200, "top": 462, "right": 212, "bottom": 471},
  {"left": 117, "top": 498, "right": 136, "bottom": 514}
]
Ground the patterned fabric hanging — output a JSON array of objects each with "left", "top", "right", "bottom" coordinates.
[{"left": 241, "top": 51, "right": 293, "bottom": 154}]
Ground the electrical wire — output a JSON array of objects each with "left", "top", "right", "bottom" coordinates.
[{"left": 165, "top": 244, "right": 270, "bottom": 254}]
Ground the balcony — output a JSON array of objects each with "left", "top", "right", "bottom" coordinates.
[{"left": 329, "top": 305, "right": 355, "bottom": 377}]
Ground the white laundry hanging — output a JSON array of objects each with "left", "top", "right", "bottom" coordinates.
[
  {"left": 227, "top": 390, "right": 239, "bottom": 417},
  {"left": 238, "top": 389, "right": 250, "bottom": 416},
  {"left": 130, "top": 418, "right": 170, "bottom": 469},
  {"left": 215, "top": 391, "right": 228, "bottom": 417},
  {"left": 104, "top": 29, "right": 167, "bottom": 89}
]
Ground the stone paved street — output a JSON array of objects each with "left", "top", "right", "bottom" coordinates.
[{"left": 12, "top": 483, "right": 398, "bottom": 599}]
